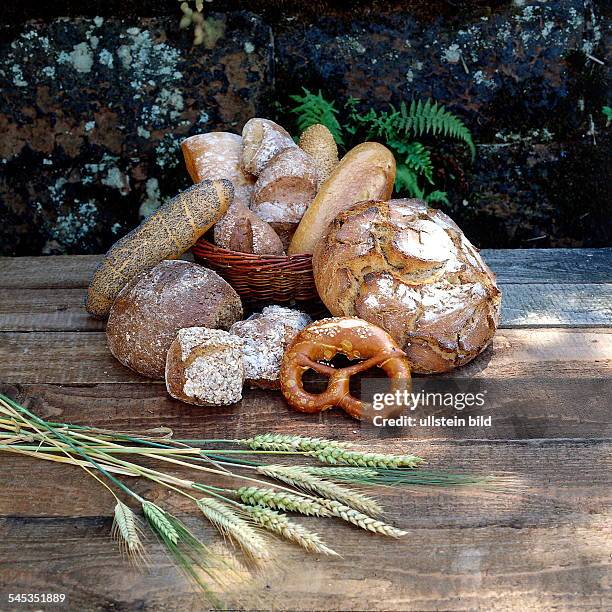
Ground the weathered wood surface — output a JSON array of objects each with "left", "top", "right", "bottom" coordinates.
[{"left": 0, "top": 251, "right": 611, "bottom": 611}]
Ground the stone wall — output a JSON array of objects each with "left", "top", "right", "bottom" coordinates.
[{"left": 0, "top": 1, "right": 609, "bottom": 255}]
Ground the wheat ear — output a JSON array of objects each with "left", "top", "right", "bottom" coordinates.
[
  {"left": 235, "top": 486, "right": 332, "bottom": 517},
  {"left": 242, "top": 505, "right": 338, "bottom": 556},
  {"left": 240, "top": 434, "right": 350, "bottom": 452},
  {"left": 307, "top": 447, "right": 424, "bottom": 469},
  {"left": 196, "top": 498, "right": 270, "bottom": 562},
  {"left": 301, "top": 466, "right": 379, "bottom": 479},
  {"left": 318, "top": 499, "right": 407, "bottom": 538},
  {"left": 142, "top": 501, "right": 179, "bottom": 545},
  {"left": 112, "top": 501, "right": 146, "bottom": 561},
  {"left": 258, "top": 465, "right": 382, "bottom": 516}
]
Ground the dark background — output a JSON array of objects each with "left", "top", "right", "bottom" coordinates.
[{"left": 0, "top": 0, "right": 610, "bottom": 255}]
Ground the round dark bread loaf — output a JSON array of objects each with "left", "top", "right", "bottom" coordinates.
[
  {"left": 107, "top": 260, "right": 243, "bottom": 379},
  {"left": 312, "top": 199, "right": 501, "bottom": 373}
]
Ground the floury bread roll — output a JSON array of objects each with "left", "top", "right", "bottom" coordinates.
[
  {"left": 288, "top": 142, "right": 396, "bottom": 255},
  {"left": 181, "top": 132, "right": 255, "bottom": 207},
  {"left": 107, "top": 260, "right": 243, "bottom": 379},
  {"left": 312, "top": 199, "right": 501, "bottom": 373},
  {"left": 241, "top": 118, "right": 297, "bottom": 176},
  {"left": 181, "top": 131, "right": 284, "bottom": 254},
  {"left": 86, "top": 180, "right": 232, "bottom": 318}
]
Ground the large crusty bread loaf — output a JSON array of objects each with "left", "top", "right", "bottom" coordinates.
[
  {"left": 288, "top": 142, "right": 396, "bottom": 255},
  {"left": 181, "top": 132, "right": 255, "bottom": 207},
  {"left": 86, "top": 180, "right": 232, "bottom": 318},
  {"left": 107, "top": 260, "right": 243, "bottom": 379},
  {"left": 312, "top": 199, "right": 501, "bottom": 373}
]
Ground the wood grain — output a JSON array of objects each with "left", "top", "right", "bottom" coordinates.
[{"left": 0, "top": 328, "right": 610, "bottom": 384}]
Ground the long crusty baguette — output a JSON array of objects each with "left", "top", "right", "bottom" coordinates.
[
  {"left": 86, "top": 179, "right": 233, "bottom": 318},
  {"left": 287, "top": 142, "right": 396, "bottom": 255}
]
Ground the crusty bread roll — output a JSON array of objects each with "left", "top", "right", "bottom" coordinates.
[
  {"left": 181, "top": 132, "right": 255, "bottom": 207},
  {"left": 241, "top": 118, "right": 296, "bottom": 176},
  {"left": 229, "top": 305, "right": 311, "bottom": 389},
  {"left": 288, "top": 142, "right": 396, "bottom": 255},
  {"left": 86, "top": 180, "right": 232, "bottom": 318},
  {"left": 107, "top": 260, "right": 243, "bottom": 379},
  {"left": 252, "top": 147, "right": 318, "bottom": 210},
  {"left": 250, "top": 200, "right": 307, "bottom": 251},
  {"left": 298, "top": 124, "right": 339, "bottom": 185},
  {"left": 312, "top": 199, "right": 501, "bottom": 373},
  {"left": 214, "top": 200, "right": 285, "bottom": 254},
  {"left": 165, "top": 327, "right": 244, "bottom": 406}
]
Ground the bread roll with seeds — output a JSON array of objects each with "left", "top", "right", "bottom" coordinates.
[
  {"left": 181, "top": 132, "right": 255, "bottom": 207},
  {"left": 298, "top": 123, "right": 339, "bottom": 185},
  {"left": 86, "top": 180, "right": 232, "bottom": 318},
  {"left": 241, "top": 118, "right": 297, "bottom": 176},
  {"left": 312, "top": 199, "right": 501, "bottom": 373},
  {"left": 288, "top": 142, "right": 396, "bottom": 255},
  {"left": 165, "top": 327, "right": 244, "bottom": 406}
]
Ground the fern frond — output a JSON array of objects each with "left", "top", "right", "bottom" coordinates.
[
  {"left": 391, "top": 99, "right": 475, "bottom": 159},
  {"left": 389, "top": 141, "right": 434, "bottom": 184},
  {"left": 425, "top": 190, "right": 450, "bottom": 205},
  {"left": 290, "top": 88, "right": 344, "bottom": 145},
  {"left": 394, "top": 164, "right": 424, "bottom": 198}
]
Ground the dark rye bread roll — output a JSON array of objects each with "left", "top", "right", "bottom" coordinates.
[
  {"left": 86, "top": 179, "right": 232, "bottom": 318},
  {"left": 313, "top": 199, "right": 501, "bottom": 373},
  {"left": 107, "top": 260, "right": 243, "bottom": 379}
]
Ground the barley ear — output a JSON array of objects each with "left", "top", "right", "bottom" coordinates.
[{"left": 112, "top": 501, "right": 146, "bottom": 563}]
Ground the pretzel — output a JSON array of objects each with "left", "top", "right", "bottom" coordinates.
[{"left": 279, "top": 317, "right": 412, "bottom": 420}]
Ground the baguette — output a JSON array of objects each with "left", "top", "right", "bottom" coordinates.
[
  {"left": 86, "top": 179, "right": 232, "bottom": 318},
  {"left": 287, "top": 142, "right": 396, "bottom": 255}
]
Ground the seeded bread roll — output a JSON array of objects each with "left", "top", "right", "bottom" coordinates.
[
  {"left": 165, "top": 327, "right": 244, "bottom": 406},
  {"left": 181, "top": 132, "right": 255, "bottom": 207},
  {"left": 107, "top": 260, "right": 243, "bottom": 379},
  {"left": 288, "top": 142, "right": 396, "bottom": 255},
  {"left": 241, "top": 118, "right": 296, "bottom": 176},
  {"left": 86, "top": 180, "right": 232, "bottom": 318},
  {"left": 298, "top": 124, "right": 339, "bottom": 185},
  {"left": 312, "top": 199, "right": 501, "bottom": 373},
  {"left": 229, "top": 306, "right": 312, "bottom": 388}
]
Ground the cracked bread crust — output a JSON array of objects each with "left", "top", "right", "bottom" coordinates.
[{"left": 312, "top": 199, "right": 501, "bottom": 373}]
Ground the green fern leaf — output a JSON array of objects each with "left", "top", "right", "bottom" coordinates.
[
  {"left": 425, "top": 190, "right": 449, "bottom": 205},
  {"left": 389, "top": 141, "right": 434, "bottom": 184},
  {"left": 394, "top": 164, "right": 424, "bottom": 199},
  {"left": 290, "top": 88, "right": 345, "bottom": 145}
]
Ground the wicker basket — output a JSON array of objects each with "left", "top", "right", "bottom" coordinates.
[{"left": 192, "top": 238, "right": 320, "bottom": 306}]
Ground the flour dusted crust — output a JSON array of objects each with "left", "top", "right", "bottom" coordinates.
[
  {"left": 213, "top": 200, "right": 285, "bottom": 254},
  {"left": 312, "top": 199, "right": 501, "bottom": 373},
  {"left": 165, "top": 327, "right": 244, "bottom": 406},
  {"left": 181, "top": 132, "right": 255, "bottom": 207},
  {"left": 107, "top": 260, "right": 243, "bottom": 379},
  {"left": 229, "top": 306, "right": 312, "bottom": 389},
  {"left": 252, "top": 148, "right": 318, "bottom": 210},
  {"left": 241, "top": 118, "right": 297, "bottom": 176}
]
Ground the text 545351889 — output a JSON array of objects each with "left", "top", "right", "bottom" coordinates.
[{"left": 8, "top": 593, "right": 66, "bottom": 604}]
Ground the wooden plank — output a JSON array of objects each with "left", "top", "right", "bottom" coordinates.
[
  {"left": 1, "top": 250, "right": 610, "bottom": 291},
  {"left": 2, "top": 283, "right": 611, "bottom": 331},
  {"left": 0, "top": 329, "right": 609, "bottom": 385},
  {"left": 0, "top": 255, "right": 101, "bottom": 289},
  {"left": 1, "top": 379, "right": 610, "bottom": 444},
  {"left": 501, "top": 283, "right": 612, "bottom": 327},
  {"left": 481, "top": 248, "right": 612, "bottom": 284},
  {"left": 0, "top": 514, "right": 608, "bottom": 611}
]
